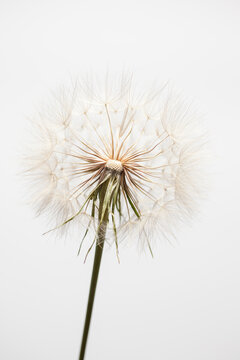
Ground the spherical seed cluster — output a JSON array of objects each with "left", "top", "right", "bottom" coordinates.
[{"left": 24, "top": 75, "right": 206, "bottom": 253}]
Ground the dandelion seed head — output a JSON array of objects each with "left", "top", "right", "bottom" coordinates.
[{"left": 24, "top": 73, "right": 207, "bottom": 255}]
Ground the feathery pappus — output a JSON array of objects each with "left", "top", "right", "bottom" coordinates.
[{"left": 24, "top": 74, "right": 206, "bottom": 259}]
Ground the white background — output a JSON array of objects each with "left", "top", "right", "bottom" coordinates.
[{"left": 0, "top": 0, "right": 240, "bottom": 359}]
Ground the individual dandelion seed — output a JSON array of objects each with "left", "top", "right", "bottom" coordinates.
[{"left": 24, "top": 73, "right": 207, "bottom": 360}]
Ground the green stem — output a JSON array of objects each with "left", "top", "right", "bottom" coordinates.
[{"left": 78, "top": 185, "right": 109, "bottom": 360}]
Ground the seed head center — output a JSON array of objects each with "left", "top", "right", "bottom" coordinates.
[{"left": 106, "top": 159, "right": 123, "bottom": 173}]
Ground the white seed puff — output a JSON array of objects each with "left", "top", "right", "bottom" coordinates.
[{"left": 24, "top": 74, "right": 207, "bottom": 256}]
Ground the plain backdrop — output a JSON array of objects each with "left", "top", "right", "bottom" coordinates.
[{"left": 0, "top": 0, "right": 240, "bottom": 359}]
